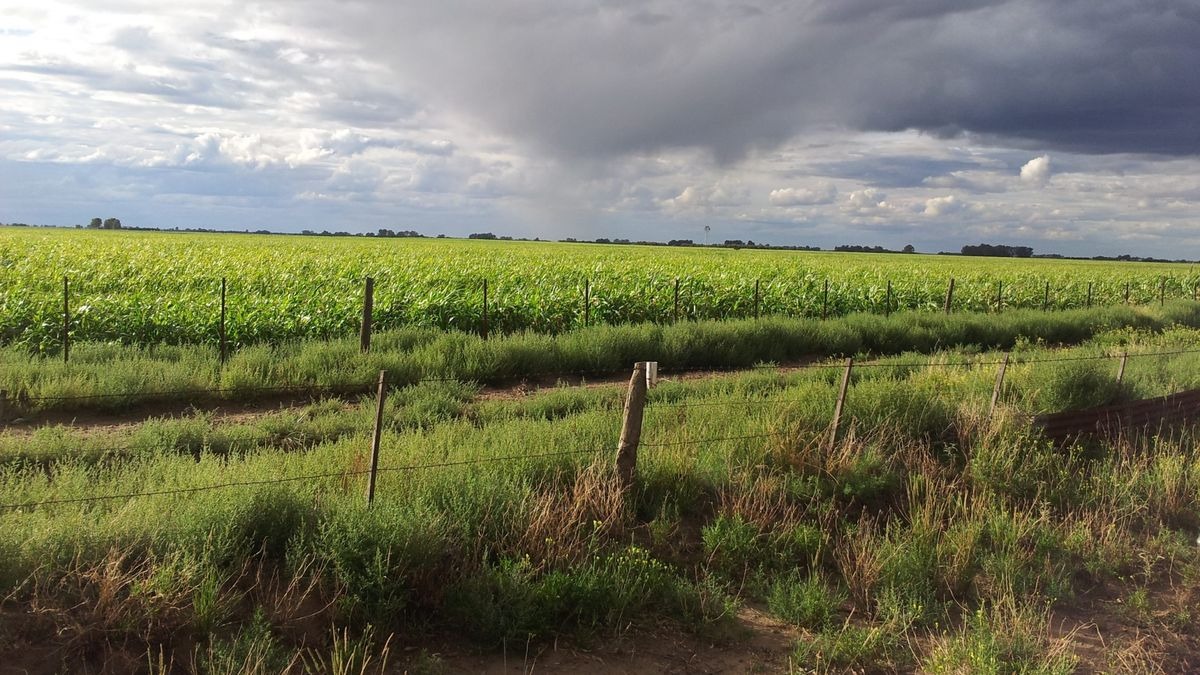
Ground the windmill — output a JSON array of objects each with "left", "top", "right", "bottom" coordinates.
[{"left": 704, "top": 225, "right": 711, "bottom": 246}]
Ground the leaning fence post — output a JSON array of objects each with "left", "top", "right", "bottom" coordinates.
[
  {"left": 943, "top": 278, "right": 955, "bottom": 314},
  {"left": 828, "top": 357, "right": 854, "bottom": 449},
  {"left": 673, "top": 278, "right": 681, "bottom": 324},
  {"left": 219, "top": 277, "right": 228, "bottom": 364},
  {"left": 616, "top": 362, "right": 648, "bottom": 491},
  {"left": 1116, "top": 351, "right": 1128, "bottom": 386},
  {"left": 360, "top": 276, "right": 374, "bottom": 352},
  {"left": 365, "top": 370, "right": 387, "bottom": 506},
  {"left": 62, "top": 275, "right": 70, "bottom": 363},
  {"left": 989, "top": 353, "right": 1010, "bottom": 417}
]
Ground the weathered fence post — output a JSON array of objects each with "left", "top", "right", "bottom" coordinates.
[
  {"left": 1043, "top": 281, "right": 1050, "bottom": 311},
  {"left": 1116, "top": 351, "right": 1128, "bottom": 386},
  {"left": 1161, "top": 277, "right": 1167, "bottom": 307},
  {"left": 753, "top": 279, "right": 760, "bottom": 320},
  {"left": 0, "top": 389, "right": 8, "bottom": 424},
  {"left": 360, "top": 276, "right": 374, "bottom": 353},
  {"left": 943, "top": 278, "right": 955, "bottom": 314},
  {"left": 673, "top": 278, "right": 681, "bottom": 324},
  {"left": 219, "top": 277, "right": 228, "bottom": 364},
  {"left": 1124, "top": 282, "right": 1131, "bottom": 305},
  {"left": 583, "top": 278, "right": 590, "bottom": 328},
  {"left": 365, "top": 370, "right": 387, "bottom": 506},
  {"left": 1086, "top": 282, "right": 1093, "bottom": 308},
  {"left": 828, "top": 357, "right": 854, "bottom": 449},
  {"left": 62, "top": 276, "right": 70, "bottom": 363},
  {"left": 616, "top": 362, "right": 648, "bottom": 491},
  {"left": 995, "top": 280, "right": 1003, "bottom": 313},
  {"left": 481, "top": 279, "right": 489, "bottom": 340},
  {"left": 885, "top": 280, "right": 892, "bottom": 317},
  {"left": 989, "top": 353, "right": 1010, "bottom": 417},
  {"left": 822, "top": 279, "right": 829, "bottom": 320}
]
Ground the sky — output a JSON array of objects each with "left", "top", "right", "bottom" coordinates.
[{"left": 1, "top": 0, "right": 1199, "bottom": 256}]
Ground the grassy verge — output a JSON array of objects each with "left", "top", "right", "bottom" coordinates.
[
  {"left": 2, "top": 327, "right": 1199, "bottom": 670},
  {"left": 2, "top": 302, "right": 1199, "bottom": 415}
]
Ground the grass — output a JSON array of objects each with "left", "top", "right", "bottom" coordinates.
[
  {"left": 2, "top": 324, "right": 1200, "bottom": 669},
  {"left": 2, "top": 301, "right": 1198, "bottom": 416}
]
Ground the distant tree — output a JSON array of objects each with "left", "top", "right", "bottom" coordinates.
[
  {"left": 88, "top": 218, "right": 103, "bottom": 229},
  {"left": 960, "top": 243, "right": 1033, "bottom": 258},
  {"left": 468, "top": 232, "right": 497, "bottom": 240},
  {"left": 667, "top": 239, "right": 694, "bottom": 246},
  {"left": 902, "top": 244, "right": 915, "bottom": 254},
  {"left": 101, "top": 217, "right": 121, "bottom": 230}
]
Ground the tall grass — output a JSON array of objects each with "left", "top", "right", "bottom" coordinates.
[
  {"left": 2, "top": 302, "right": 1197, "bottom": 415},
  {"left": 2, "top": 326, "right": 1200, "bottom": 669}
]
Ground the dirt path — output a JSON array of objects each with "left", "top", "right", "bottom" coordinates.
[{"left": 399, "top": 607, "right": 800, "bottom": 674}]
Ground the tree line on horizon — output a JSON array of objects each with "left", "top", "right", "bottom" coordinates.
[{"left": 0, "top": 221, "right": 1190, "bottom": 263}]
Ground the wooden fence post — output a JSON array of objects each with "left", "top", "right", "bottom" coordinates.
[
  {"left": 828, "top": 357, "right": 854, "bottom": 449},
  {"left": 616, "top": 362, "right": 648, "bottom": 491},
  {"left": 822, "top": 279, "right": 829, "bottom": 320},
  {"left": 673, "top": 278, "right": 681, "bottom": 324},
  {"left": 0, "top": 389, "right": 7, "bottom": 424},
  {"left": 943, "top": 278, "right": 955, "bottom": 314},
  {"left": 219, "top": 278, "right": 228, "bottom": 364},
  {"left": 753, "top": 279, "right": 760, "bottom": 320},
  {"left": 1116, "top": 351, "right": 1128, "bottom": 386},
  {"left": 885, "top": 280, "right": 892, "bottom": 318},
  {"left": 360, "top": 276, "right": 374, "bottom": 353},
  {"left": 1160, "top": 277, "right": 1167, "bottom": 307},
  {"left": 995, "top": 280, "right": 1003, "bottom": 312},
  {"left": 365, "top": 370, "right": 387, "bottom": 506},
  {"left": 62, "top": 276, "right": 70, "bottom": 363},
  {"left": 1124, "top": 282, "right": 1131, "bottom": 305},
  {"left": 989, "top": 353, "right": 1010, "bottom": 417},
  {"left": 1087, "top": 282, "right": 1093, "bottom": 308},
  {"left": 1193, "top": 283, "right": 1198, "bottom": 302},
  {"left": 1043, "top": 281, "right": 1050, "bottom": 311},
  {"left": 481, "top": 279, "right": 489, "bottom": 340},
  {"left": 583, "top": 278, "right": 590, "bottom": 328}
]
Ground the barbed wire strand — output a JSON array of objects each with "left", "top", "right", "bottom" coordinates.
[{"left": 0, "top": 447, "right": 600, "bottom": 512}]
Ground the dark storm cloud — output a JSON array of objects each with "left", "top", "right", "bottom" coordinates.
[{"left": 294, "top": 0, "right": 1200, "bottom": 160}]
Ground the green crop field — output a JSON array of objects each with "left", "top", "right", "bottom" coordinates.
[{"left": 1, "top": 226, "right": 1197, "bottom": 352}]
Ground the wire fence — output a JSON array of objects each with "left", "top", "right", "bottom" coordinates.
[{"left": 6, "top": 343, "right": 1200, "bottom": 513}]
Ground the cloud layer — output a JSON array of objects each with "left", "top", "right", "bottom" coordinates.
[{"left": 2, "top": 0, "right": 1200, "bottom": 257}]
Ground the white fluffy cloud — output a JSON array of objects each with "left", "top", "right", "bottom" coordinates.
[
  {"left": 923, "top": 195, "right": 966, "bottom": 216},
  {"left": 1019, "top": 155, "right": 1052, "bottom": 186},
  {"left": 769, "top": 183, "right": 838, "bottom": 206}
]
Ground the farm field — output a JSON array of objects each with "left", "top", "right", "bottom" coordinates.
[
  {"left": 3, "top": 325, "right": 1200, "bottom": 671},
  {"left": 2, "top": 226, "right": 1198, "bottom": 352}
]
